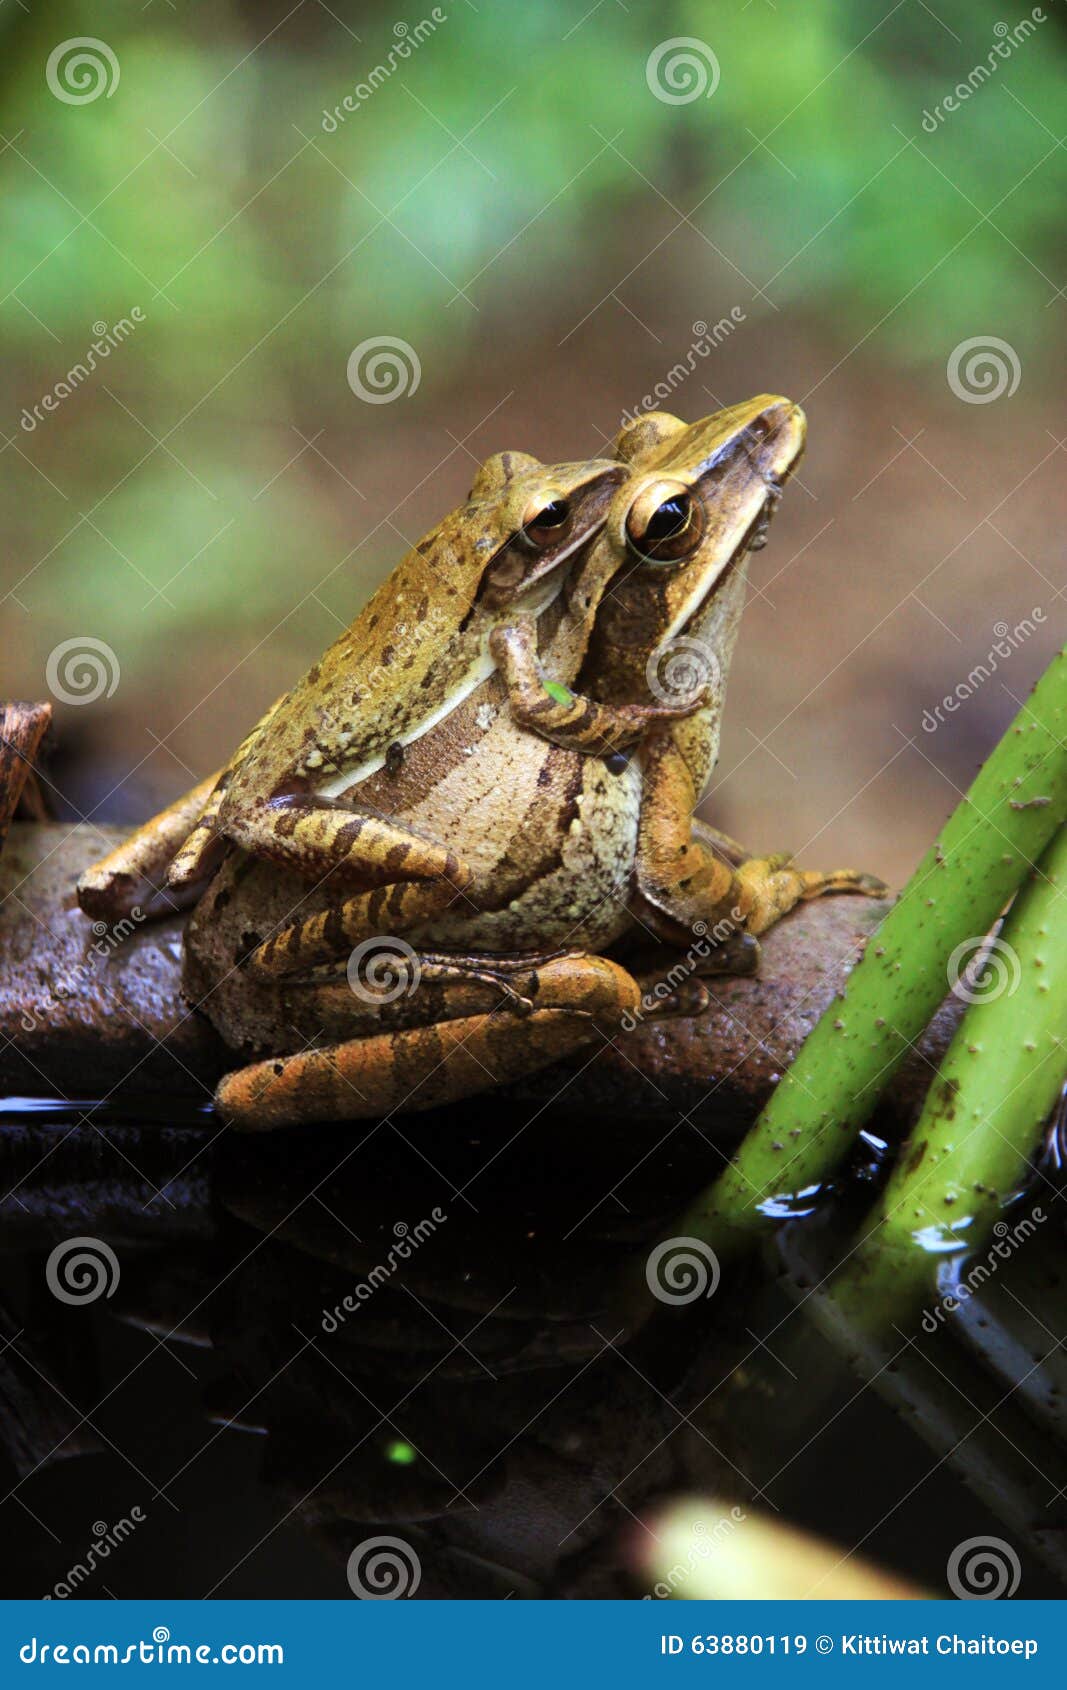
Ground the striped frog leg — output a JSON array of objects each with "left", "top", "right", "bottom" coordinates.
[
  {"left": 76, "top": 695, "right": 287, "bottom": 920},
  {"left": 490, "top": 621, "right": 710, "bottom": 757},
  {"left": 223, "top": 799, "right": 477, "bottom": 980},
  {"left": 634, "top": 730, "right": 886, "bottom": 941},
  {"left": 77, "top": 768, "right": 225, "bottom": 921},
  {"left": 167, "top": 693, "right": 287, "bottom": 891},
  {"left": 216, "top": 950, "right": 712, "bottom": 1130}
]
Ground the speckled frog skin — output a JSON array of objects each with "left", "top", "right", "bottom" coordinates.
[{"left": 178, "top": 399, "right": 881, "bottom": 1128}]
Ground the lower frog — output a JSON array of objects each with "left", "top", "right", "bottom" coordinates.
[{"left": 186, "top": 396, "right": 884, "bottom": 1128}]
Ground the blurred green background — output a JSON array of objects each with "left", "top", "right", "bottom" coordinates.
[{"left": 2, "top": 0, "right": 1064, "bottom": 884}]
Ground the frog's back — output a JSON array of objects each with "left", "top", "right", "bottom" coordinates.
[{"left": 225, "top": 505, "right": 498, "bottom": 804}]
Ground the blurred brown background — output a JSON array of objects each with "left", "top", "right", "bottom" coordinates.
[{"left": 2, "top": 0, "right": 1064, "bottom": 889}]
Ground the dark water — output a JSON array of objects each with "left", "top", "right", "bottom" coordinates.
[{"left": 0, "top": 1098, "right": 1063, "bottom": 1600}]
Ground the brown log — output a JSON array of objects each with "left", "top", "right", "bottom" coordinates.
[{"left": 0, "top": 820, "right": 969, "bottom": 1131}]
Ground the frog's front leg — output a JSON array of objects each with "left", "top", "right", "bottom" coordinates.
[
  {"left": 634, "top": 732, "right": 886, "bottom": 941},
  {"left": 216, "top": 952, "right": 654, "bottom": 1129},
  {"left": 77, "top": 769, "right": 224, "bottom": 920},
  {"left": 491, "top": 621, "right": 709, "bottom": 757},
  {"left": 220, "top": 798, "right": 475, "bottom": 978}
]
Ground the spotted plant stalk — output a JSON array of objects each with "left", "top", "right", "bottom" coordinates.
[{"left": 665, "top": 646, "right": 1067, "bottom": 1265}]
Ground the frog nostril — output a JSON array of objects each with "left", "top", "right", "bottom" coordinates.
[{"left": 746, "top": 405, "right": 786, "bottom": 445}]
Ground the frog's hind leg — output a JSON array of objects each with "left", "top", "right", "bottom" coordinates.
[
  {"left": 225, "top": 802, "right": 478, "bottom": 978},
  {"left": 217, "top": 952, "right": 647, "bottom": 1129},
  {"left": 77, "top": 769, "right": 223, "bottom": 920}
]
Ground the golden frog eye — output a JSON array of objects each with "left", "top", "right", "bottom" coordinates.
[
  {"left": 625, "top": 481, "right": 704, "bottom": 564},
  {"left": 520, "top": 494, "right": 572, "bottom": 550}
]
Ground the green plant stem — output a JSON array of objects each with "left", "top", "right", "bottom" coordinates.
[
  {"left": 668, "top": 647, "right": 1067, "bottom": 1265},
  {"left": 819, "top": 821, "right": 1067, "bottom": 1341}
]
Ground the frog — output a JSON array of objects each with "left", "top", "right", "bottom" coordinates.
[
  {"left": 185, "top": 396, "right": 884, "bottom": 1129},
  {"left": 77, "top": 447, "right": 696, "bottom": 929}
]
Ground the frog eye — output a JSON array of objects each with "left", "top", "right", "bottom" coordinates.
[
  {"left": 520, "top": 494, "right": 572, "bottom": 550},
  {"left": 626, "top": 482, "right": 705, "bottom": 564}
]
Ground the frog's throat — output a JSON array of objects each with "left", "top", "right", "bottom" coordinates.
[{"left": 315, "top": 568, "right": 568, "bottom": 798}]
